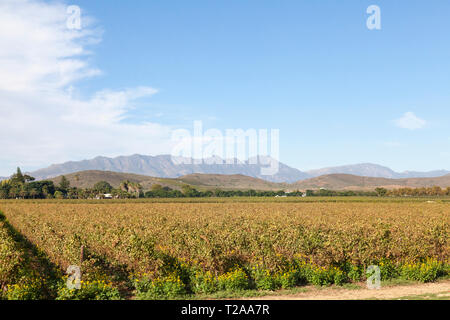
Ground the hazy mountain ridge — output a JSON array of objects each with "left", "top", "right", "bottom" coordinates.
[
  {"left": 27, "top": 155, "right": 450, "bottom": 183},
  {"left": 292, "top": 173, "right": 450, "bottom": 190},
  {"left": 398, "top": 170, "right": 450, "bottom": 178},
  {"left": 30, "top": 154, "right": 309, "bottom": 183},
  {"left": 306, "top": 163, "right": 450, "bottom": 179}
]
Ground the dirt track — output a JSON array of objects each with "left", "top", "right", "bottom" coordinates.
[{"left": 246, "top": 280, "right": 450, "bottom": 300}]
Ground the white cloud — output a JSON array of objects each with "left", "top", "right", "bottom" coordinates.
[
  {"left": 395, "top": 112, "right": 427, "bottom": 130},
  {"left": 0, "top": 0, "right": 175, "bottom": 175}
]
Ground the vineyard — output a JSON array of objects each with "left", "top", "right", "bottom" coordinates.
[{"left": 0, "top": 198, "right": 448, "bottom": 299}]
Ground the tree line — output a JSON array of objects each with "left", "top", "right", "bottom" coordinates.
[
  {"left": 304, "top": 189, "right": 378, "bottom": 197},
  {"left": 0, "top": 168, "right": 142, "bottom": 199},
  {"left": 304, "top": 187, "right": 450, "bottom": 197},
  {"left": 0, "top": 168, "right": 302, "bottom": 199},
  {"left": 1, "top": 168, "right": 449, "bottom": 199},
  {"left": 375, "top": 186, "right": 450, "bottom": 197},
  {"left": 145, "top": 184, "right": 303, "bottom": 198}
]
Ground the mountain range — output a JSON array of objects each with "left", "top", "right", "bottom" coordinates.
[
  {"left": 25, "top": 154, "right": 449, "bottom": 183},
  {"left": 28, "top": 154, "right": 309, "bottom": 183},
  {"left": 306, "top": 163, "right": 450, "bottom": 179}
]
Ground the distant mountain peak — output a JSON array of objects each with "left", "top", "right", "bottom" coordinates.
[
  {"left": 29, "top": 154, "right": 309, "bottom": 183},
  {"left": 25, "top": 155, "right": 450, "bottom": 183},
  {"left": 306, "top": 163, "right": 449, "bottom": 179}
]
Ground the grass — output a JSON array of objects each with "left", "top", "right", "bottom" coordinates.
[
  {"left": 168, "top": 278, "right": 450, "bottom": 300},
  {"left": 392, "top": 292, "right": 450, "bottom": 300},
  {"left": 378, "top": 278, "right": 422, "bottom": 287}
]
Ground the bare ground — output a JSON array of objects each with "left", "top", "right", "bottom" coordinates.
[{"left": 245, "top": 280, "right": 450, "bottom": 300}]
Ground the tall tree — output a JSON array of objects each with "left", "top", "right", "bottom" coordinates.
[
  {"left": 93, "top": 181, "right": 113, "bottom": 194},
  {"left": 59, "top": 176, "right": 70, "bottom": 193},
  {"left": 29, "top": 188, "right": 38, "bottom": 199},
  {"left": 11, "top": 167, "right": 25, "bottom": 184},
  {"left": 23, "top": 174, "right": 35, "bottom": 182}
]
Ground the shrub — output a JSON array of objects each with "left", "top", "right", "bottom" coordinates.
[
  {"left": 305, "top": 265, "right": 347, "bottom": 286},
  {"left": 347, "top": 264, "right": 363, "bottom": 282},
  {"left": 252, "top": 268, "right": 280, "bottom": 291},
  {"left": 401, "top": 258, "right": 446, "bottom": 283},
  {"left": 217, "top": 268, "right": 249, "bottom": 291},
  {"left": 276, "top": 269, "right": 299, "bottom": 289},
  {"left": 190, "top": 271, "right": 218, "bottom": 294},
  {"left": 379, "top": 259, "right": 400, "bottom": 280},
  {"left": 332, "top": 267, "right": 347, "bottom": 285},
  {"left": 6, "top": 280, "right": 46, "bottom": 300},
  {"left": 134, "top": 274, "right": 186, "bottom": 299},
  {"left": 56, "top": 279, "right": 121, "bottom": 300}
]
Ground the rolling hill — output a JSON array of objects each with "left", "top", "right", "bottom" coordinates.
[
  {"left": 177, "top": 174, "right": 286, "bottom": 191},
  {"left": 48, "top": 171, "right": 286, "bottom": 191},
  {"left": 291, "top": 174, "right": 450, "bottom": 190},
  {"left": 47, "top": 170, "right": 450, "bottom": 192},
  {"left": 48, "top": 171, "right": 186, "bottom": 191},
  {"left": 306, "top": 163, "right": 449, "bottom": 179}
]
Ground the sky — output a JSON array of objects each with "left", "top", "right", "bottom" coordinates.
[{"left": 0, "top": 0, "right": 449, "bottom": 176}]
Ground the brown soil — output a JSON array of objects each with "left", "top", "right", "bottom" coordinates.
[{"left": 245, "top": 280, "right": 450, "bottom": 300}]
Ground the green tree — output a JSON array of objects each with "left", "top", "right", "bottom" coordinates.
[
  {"left": 375, "top": 188, "right": 388, "bottom": 197},
  {"left": 18, "top": 185, "right": 28, "bottom": 199},
  {"left": 10, "top": 167, "right": 25, "bottom": 184},
  {"left": 0, "top": 184, "right": 10, "bottom": 199},
  {"left": 59, "top": 176, "right": 70, "bottom": 193},
  {"left": 29, "top": 188, "right": 39, "bottom": 199},
  {"left": 42, "top": 185, "right": 50, "bottom": 198},
  {"left": 23, "top": 174, "right": 35, "bottom": 183},
  {"left": 54, "top": 191, "right": 64, "bottom": 199},
  {"left": 151, "top": 184, "right": 163, "bottom": 191},
  {"left": 93, "top": 181, "right": 113, "bottom": 194},
  {"left": 120, "top": 180, "right": 142, "bottom": 197},
  {"left": 9, "top": 187, "right": 19, "bottom": 199},
  {"left": 181, "top": 185, "right": 201, "bottom": 197}
]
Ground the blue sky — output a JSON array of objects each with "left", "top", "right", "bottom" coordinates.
[{"left": 0, "top": 0, "right": 449, "bottom": 175}]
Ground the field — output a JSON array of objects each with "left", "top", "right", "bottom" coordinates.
[{"left": 0, "top": 197, "right": 448, "bottom": 300}]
